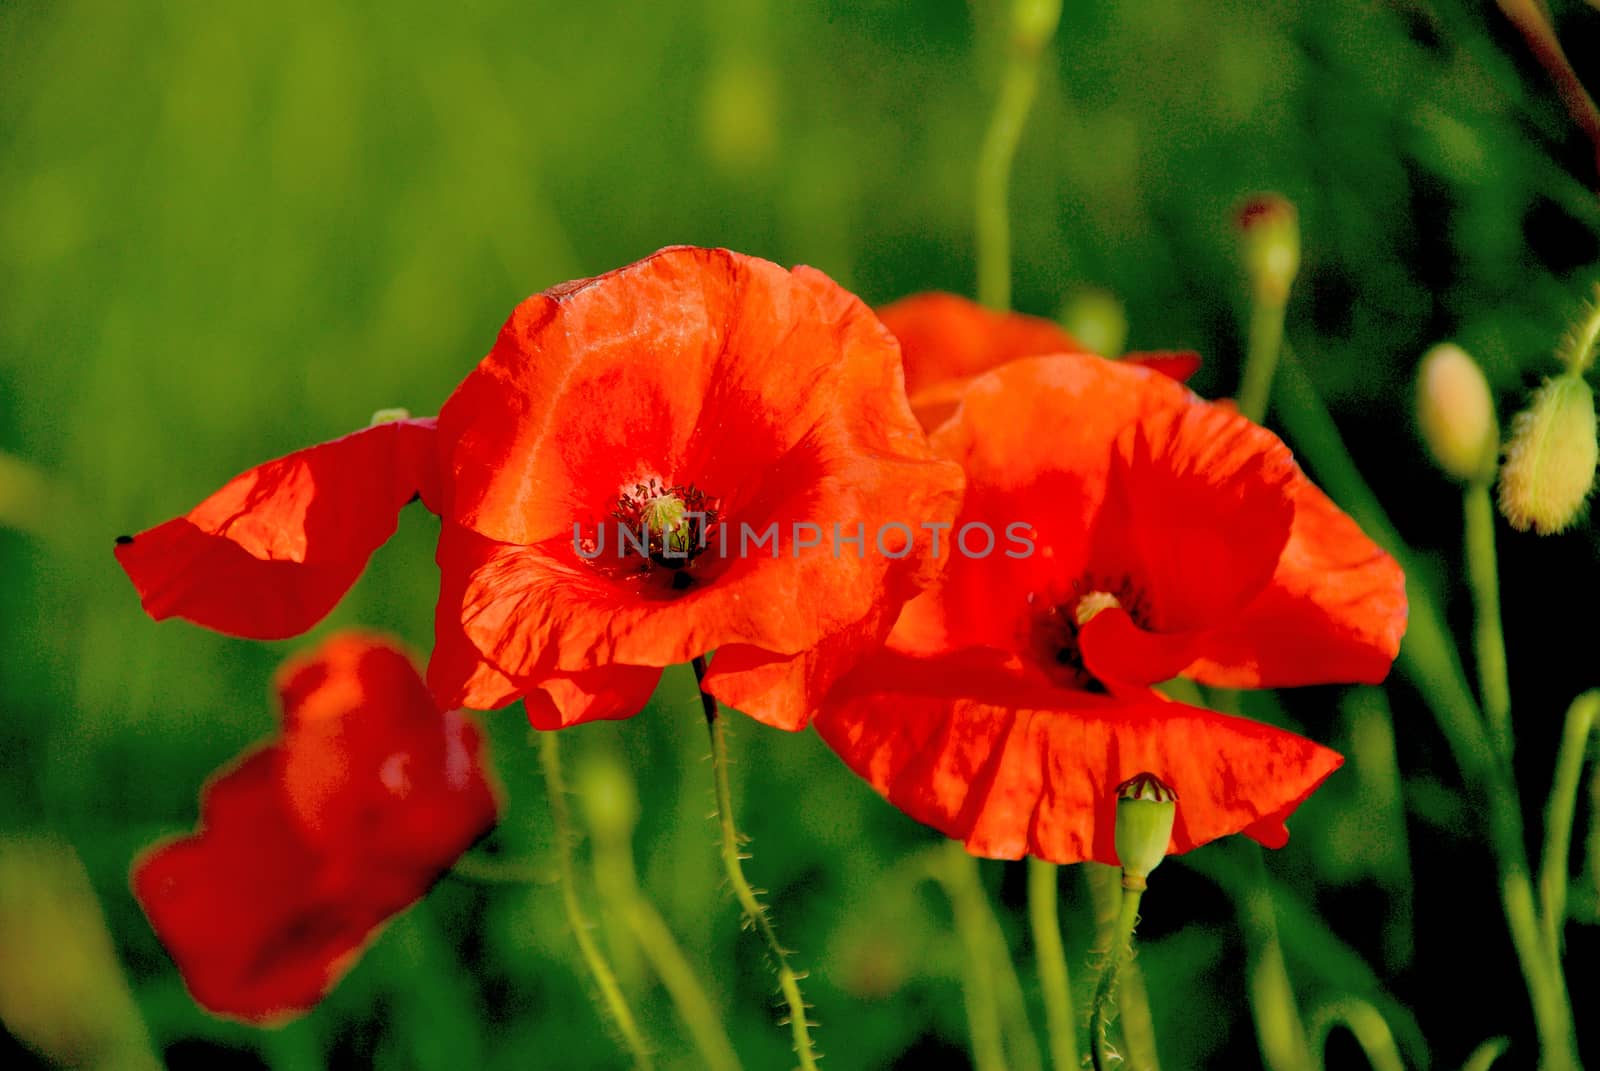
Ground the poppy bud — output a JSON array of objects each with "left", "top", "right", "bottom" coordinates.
[
  {"left": 1011, "top": 0, "right": 1063, "bottom": 52},
  {"left": 575, "top": 755, "right": 639, "bottom": 845},
  {"left": 369, "top": 407, "right": 411, "bottom": 426},
  {"left": 1415, "top": 343, "right": 1498, "bottom": 483},
  {"left": 1114, "top": 772, "right": 1178, "bottom": 890},
  {"left": 1555, "top": 285, "right": 1600, "bottom": 375},
  {"left": 1058, "top": 288, "right": 1128, "bottom": 357},
  {"left": 1498, "top": 375, "right": 1597, "bottom": 535},
  {"left": 1236, "top": 194, "right": 1301, "bottom": 307}
]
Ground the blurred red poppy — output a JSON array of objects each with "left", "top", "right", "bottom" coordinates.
[
  {"left": 876, "top": 291, "right": 1200, "bottom": 428},
  {"left": 429, "top": 247, "right": 964, "bottom": 731},
  {"left": 814, "top": 353, "right": 1406, "bottom": 864},
  {"left": 132, "top": 633, "right": 499, "bottom": 1023}
]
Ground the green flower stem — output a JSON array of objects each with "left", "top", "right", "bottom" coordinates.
[
  {"left": 936, "top": 846, "right": 1006, "bottom": 1071},
  {"left": 1540, "top": 690, "right": 1600, "bottom": 960},
  {"left": 1464, "top": 480, "right": 1513, "bottom": 758},
  {"left": 1238, "top": 294, "right": 1288, "bottom": 424},
  {"left": 691, "top": 657, "right": 820, "bottom": 1071},
  {"left": 933, "top": 845, "right": 1042, "bottom": 1071},
  {"left": 1307, "top": 998, "right": 1406, "bottom": 1071},
  {"left": 589, "top": 780, "right": 743, "bottom": 1071},
  {"left": 1027, "top": 858, "right": 1081, "bottom": 1071},
  {"left": 974, "top": 0, "right": 1062, "bottom": 311},
  {"left": 1240, "top": 848, "right": 1313, "bottom": 1071},
  {"left": 1275, "top": 346, "right": 1582, "bottom": 1071},
  {"left": 447, "top": 852, "right": 553, "bottom": 885},
  {"left": 1273, "top": 346, "right": 1493, "bottom": 780},
  {"left": 1089, "top": 878, "right": 1143, "bottom": 1071},
  {"left": 1085, "top": 863, "right": 1161, "bottom": 1069},
  {"left": 537, "top": 730, "right": 656, "bottom": 1070}
]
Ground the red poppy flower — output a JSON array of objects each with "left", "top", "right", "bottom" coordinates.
[
  {"left": 131, "top": 633, "right": 499, "bottom": 1023},
  {"left": 114, "top": 249, "right": 962, "bottom": 731},
  {"left": 428, "top": 247, "right": 965, "bottom": 731},
  {"left": 877, "top": 291, "right": 1201, "bottom": 428},
  {"left": 814, "top": 353, "right": 1406, "bottom": 864}
]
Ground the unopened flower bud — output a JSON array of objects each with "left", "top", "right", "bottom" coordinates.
[
  {"left": 1555, "top": 284, "right": 1600, "bottom": 374},
  {"left": 1498, "top": 375, "right": 1597, "bottom": 534},
  {"left": 1114, "top": 772, "right": 1177, "bottom": 890},
  {"left": 575, "top": 756, "right": 639, "bottom": 844},
  {"left": 1415, "top": 343, "right": 1498, "bottom": 483},
  {"left": 1011, "top": 0, "right": 1063, "bottom": 53},
  {"left": 1058, "top": 288, "right": 1128, "bottom": 357},
  {"left": 1236, "top": 194, "right": 1301, "bottom": 307}
]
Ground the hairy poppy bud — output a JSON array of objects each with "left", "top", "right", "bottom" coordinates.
[
  {"left": 1114, "top": 772, "right": 1178, "bottom": 890},
  {"left": 1498, "top": 375, "right": 1597, "bottom": 535},
  {"left": 1236, "top": 194, "right": 1301, "bottom": 307},
  {"left": 1416, "top": 343, "right": 1498, "bottom": 483}
]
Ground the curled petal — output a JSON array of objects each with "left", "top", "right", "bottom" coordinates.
[
  {"left": 115, "top": 419, "right": 440, "bottom": 640},
  {"left": 813, "top": 652, "right": 1342, "bottom": 865},
  {"left": 1184, "top": 478, "right": 1408, "bottom": 687}
]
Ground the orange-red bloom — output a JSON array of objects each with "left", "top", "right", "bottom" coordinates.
[
  {"left": 814, "top": 353, "right": 1407, "bottom": 865},
  {"left": 431, "top": 247, "right": 965, "bottom": 730},
  {"left": 877, "top": 291, "right": 1200, "bottom": 428},
  {"left": 132, "top": 633, "right": 498, "bottom": 1023}
]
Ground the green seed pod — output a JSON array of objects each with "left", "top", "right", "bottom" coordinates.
[
  {"left": 1415, "top": 343, "right": 1499, "bottom": 483},
  {"left": 1236, "top": 194, "right": 1301, "bottom": 308},
  {"left": 1114, "top": 772, "right": 1178, "bottom": 889},
  {"left": 1498, "top": 375, "right": 1597, "bottom": 535}
]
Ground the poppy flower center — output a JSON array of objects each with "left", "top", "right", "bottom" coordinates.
[
  {"left": 1032, "top": 577, "right": 1148, "bottom": 689},
  {"left": 609, "top": 478, "right": 721, "bottom": 589}
]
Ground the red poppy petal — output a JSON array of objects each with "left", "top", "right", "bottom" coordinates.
[
  {"left": 878, "top": 292, "right": 1082, "bottom": 396},
  {"left": 132, "top": 634, "right": 498, "bottom": 1023},
  {"left": 115, "top": 419, "right": 440, "bottom": 640},
  {"left": 1184, "top": 478, "right": 1408, "bottom": 687},
  {"left": 1076, "top": 607, "right": 1207, "bottom": 690},
  {"left": 813, "top": 652, "right": 1342, "bottom": 865},
  {"left": 428, "top": 524, "right": 527, "bottom": 712},
  {"left": 1090, "top": 402, "right": 1296, "bottom": 634},
  {"left": 1122, "top": 350, "right": 1202, "bottom": 383},
  {"left": 525, "top": 664, "right": 664, "bottom": 730}
]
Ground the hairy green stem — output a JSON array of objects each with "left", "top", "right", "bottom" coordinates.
[
  {"left": 1238, "top": 295, "right": 1287, "bottom": 424},
  {"left": 974, "top": 0, "right": 1062, "bottom": 310},
  {"left": 1028, "top": 858, "right": 1081, "bottom": 1071},
  {"left": 538, "top": 730, "right": 655, "bottom": 1069},
  {"left": 692, "top": 657, "right": 820, "bottom": 1071},
  {"left": 1464, "top": 480, "right": 1513, "bottom": 758},
  {"left": 1540, "top": 691, "right": 1600, "bottom": 960},
  {"left": 1086, "top": 863, "right": 1161, "bottom": 1068},
  {"left": 1090, "top": 879, "right": 1143, "bottom": 1071}
]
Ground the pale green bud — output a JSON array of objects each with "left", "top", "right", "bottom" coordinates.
[
  {"left": 1114, "top": 772, "right": 1178, "bottom": 889},
  {"left": 1058, "top": 288, "right": 1128, "bottom": 357},
  {"left": 1415, "top": 343, "right": 1498, "bottom": 483},
  {"left": 1236, "top": 194, "right": 1301, "bottom": 307},
  {"left": 1498, "top": 375, "right": 1597, "bottom": 535}
]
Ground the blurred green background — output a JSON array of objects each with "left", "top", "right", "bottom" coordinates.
[{"left": 2, "top": 0, "right": 1598, "bottom": 1068}]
